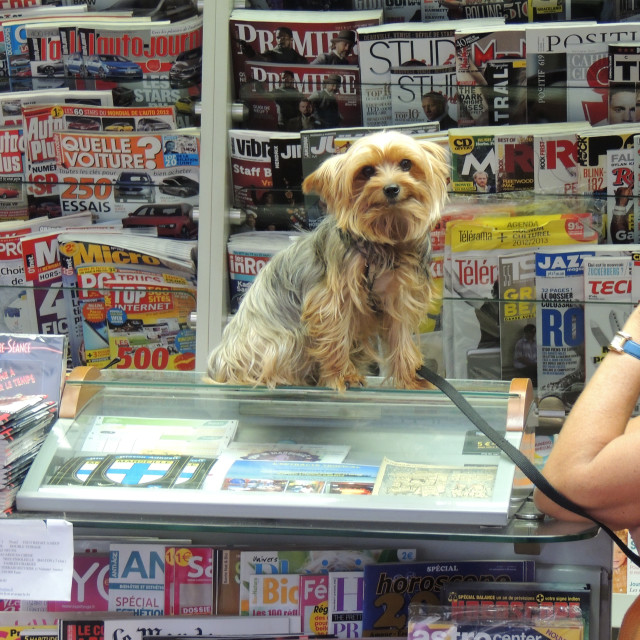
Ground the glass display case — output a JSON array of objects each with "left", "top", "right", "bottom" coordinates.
[
  {"left": 14, "top": 368, "right": 612, "bottom": 639},
  {"left": 17, "top": 367, "right": 542, "bottom": 530}
]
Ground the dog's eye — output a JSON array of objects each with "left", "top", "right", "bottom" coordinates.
[
  {"left": 399, "top": 159, "right": 412, "bottom": 172},
  {"left": 360, "top": 165, "right": 376, "bottom": 179}
]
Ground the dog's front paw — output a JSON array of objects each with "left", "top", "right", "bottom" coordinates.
[
  {"left": 396, "top": 376, "right": 435, "bottom": 391},
  {"left": 323, "top": 373, "right": 366, "bottom": 392}
]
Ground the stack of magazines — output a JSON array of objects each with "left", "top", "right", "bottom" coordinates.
[{"left": 0, "top": 394, "right": 56, "bottom": 514}]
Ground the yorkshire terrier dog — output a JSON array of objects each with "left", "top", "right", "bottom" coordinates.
[{"left": 208, "top": 130, "right": 450, "bottom": 391}]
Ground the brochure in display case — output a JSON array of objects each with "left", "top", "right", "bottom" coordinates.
[{"left": 17, "top": 368, "right": 536, "bottom": 528}]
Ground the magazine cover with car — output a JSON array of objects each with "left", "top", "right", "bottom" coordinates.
[
  {"left": 64, "top": 16, "right": 203, "bottom": 116},
  {"left": 52, "top": 127, "right": 200, "bottom": 228},
  {"left": 3, "top": 12, "right": 203, "bottom": 127}
]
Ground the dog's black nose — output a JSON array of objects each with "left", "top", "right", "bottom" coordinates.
[{"left": 383, "top": 183, "right": 400, "bottom": 199}]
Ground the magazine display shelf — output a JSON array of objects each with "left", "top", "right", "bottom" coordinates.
[
  {"left": 18, "top": 366, "right": 538, "bottom": 528},
  {"left": 14, "top": 366, "right": 612, "bottom": 638}
]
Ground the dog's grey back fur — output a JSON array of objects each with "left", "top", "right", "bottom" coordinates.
[{"left": 207, "top": 217, "right": 336, "bottom": 385}]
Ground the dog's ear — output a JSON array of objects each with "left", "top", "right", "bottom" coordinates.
[
  {"left": 301, "top": 152, "right": 345, "bottom": 206},
  {"left": 417, "top": 138, "right": 451, "bottom": 191}
]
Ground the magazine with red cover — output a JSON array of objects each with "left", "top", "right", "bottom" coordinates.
[
  {"left": 165, "top": 546, "right": 215, "bottom": 616},
  {"left": 52, "top": 127, "right": 200, "bottom": 224},
  {"left": 229, "top": 9, "right": 382, "bottom": 98},
  {"left": 495, "top": 129, "right": 534, "bottom": 192},
  {"left": 0, "top": 125, "right": 27, "bottom": 220},
  {"left": 63, "top": 16, "right": 203, "bottom": 109},
  {"left": 242, "top": 60, "right": 362, "bottom": 130}
]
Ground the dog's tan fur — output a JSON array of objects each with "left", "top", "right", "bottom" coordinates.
[{"left": 207, "top": 130, "right": 450, "bottom": 391}]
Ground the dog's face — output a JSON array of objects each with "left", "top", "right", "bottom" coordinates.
[{"left": 302, "top": 130, "right": 450, "bottom": 245}]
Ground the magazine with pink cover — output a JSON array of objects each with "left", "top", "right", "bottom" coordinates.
[
  {"left": 165, "top": 546, "right": 215, "bottom": 616},
  {"left": 47, "top": 553, "right": 109, "bottom": 612},
  {"left": 300, "top": 574, "right": 329, "bottom": 636}
]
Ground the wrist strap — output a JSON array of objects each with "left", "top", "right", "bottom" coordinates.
[{"left": 416, "top": 365, "right": 640, "bottom": 567}]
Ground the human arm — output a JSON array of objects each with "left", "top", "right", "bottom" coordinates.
[{"left": 533, "top": 304, "right": 640, "bottom": 529}]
